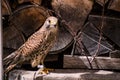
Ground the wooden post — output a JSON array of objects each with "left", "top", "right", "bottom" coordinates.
[{"left": 0, "top": 1, "right": 3, "bottom": 79}]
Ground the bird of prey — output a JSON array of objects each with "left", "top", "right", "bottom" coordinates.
[{"left": 4, "top": 16, "right": 58, "bottom": 74}]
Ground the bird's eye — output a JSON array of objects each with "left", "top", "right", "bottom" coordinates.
[{"left": 48, "top": 20, "right": 51, "bottom": 23}]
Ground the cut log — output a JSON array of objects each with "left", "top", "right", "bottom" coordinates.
[
  {"left": 108, "top": 0, "right": 120, "bottom": 12},
  {"left": 51, "top": 0, "right": 93, "bottom": 35},
  {"left": 3, "top": 5, "right": 49, "bottom": 50},
  {"left": 18, "top": 0, "right": 42, "bottom": 5},
  {"left": 2, "top": 0, "right": 12, "bottom": 15},
  {"left": 3, "top": 26, "right": 25, "bottom": 49},
  {"left": 9, "top": 5, "right": 50, "bottom": 37}
]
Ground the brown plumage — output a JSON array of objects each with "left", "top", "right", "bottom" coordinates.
[{"left": 4, "top": 16, "right": 58, "bottom": 73}]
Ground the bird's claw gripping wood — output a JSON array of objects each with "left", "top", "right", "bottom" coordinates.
[{"left": 37, "top": 68, "right": 54, "bottom": 75}]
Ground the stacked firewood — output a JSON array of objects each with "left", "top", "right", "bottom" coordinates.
[{"left": 2, "top": 0, "right": 120, "bottom": 62}]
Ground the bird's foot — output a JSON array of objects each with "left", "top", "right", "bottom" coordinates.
[
  {"left": 37, "top": 65, "right": 54, "bottom": 75},
  {"left": 37, "top": 68, "right": 54, "bottom": 75}
]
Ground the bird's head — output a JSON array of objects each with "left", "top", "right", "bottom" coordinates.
[{"left": 42, "top": 16, "right": 58, "bottom": 32}]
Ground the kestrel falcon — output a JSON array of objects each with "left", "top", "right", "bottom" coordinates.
[{"left": 4, "top": 16, "right": 58, "bottom": 74}]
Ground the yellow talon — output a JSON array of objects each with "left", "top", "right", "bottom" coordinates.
[{"left": 37, "top": 68, "right": 54, "bottom": 74}]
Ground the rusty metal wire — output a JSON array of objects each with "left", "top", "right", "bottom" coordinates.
[{"left": 90, "top": 0, "right": 105, "bottom": 63}]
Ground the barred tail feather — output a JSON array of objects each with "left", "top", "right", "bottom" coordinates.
[
  {"left": 4, "top": 64, "right": 17, "bottom": 73},
  {"left": 3, "top": 52, "right": 17, "bottom": 66},
  {"left": 3, "top": 52, "right": 23, "bottom": 73}
]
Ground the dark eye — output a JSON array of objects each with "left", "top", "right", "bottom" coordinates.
[{"left": 48, "top": 20, "right": 51, "bottom": 23}]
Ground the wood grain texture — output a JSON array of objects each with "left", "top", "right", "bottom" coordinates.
[
  {"left": 9, "top": 69, "right": 120, "bottom": 80},
  {"left": 64, "top": 55, "right": 120, "bottom": 69},
  {"left": 3, "top": 26, "right": 25, "bottom": 49},
  {"left": 2, "top": 0, "right": 12, "bottom": 15},
  {"left": 7, "top": 55, "right": 120, "bottom": 80},
  {"left": 18, "top": 0, "right": 42, "bottom": 5},
  {"left": 10, "top": 5, "right": 49, "bottom": 37},
  {"left": 52, "top": 0, "right": 93, "bottom": 34},
  {"left": 108, "top": 0, "right": 120, "bottom": 12}
]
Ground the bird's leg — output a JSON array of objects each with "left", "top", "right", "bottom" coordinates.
[
  {"left": 37, "top": 64, "right": 49, "bottom": 74},
  {"left": 37, "top": 58, "right": 54, "bottom": 74}
]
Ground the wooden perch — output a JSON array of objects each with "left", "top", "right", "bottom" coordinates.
[
  {"left": 7, "top": 55, "right": 120, "bottom": 80},
  {"left": 64, "top": 55, "right": 120, "bottom": 69},
  {"left": 9, "top": 69, "right": 120, "bottom": 80}
]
